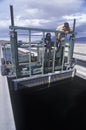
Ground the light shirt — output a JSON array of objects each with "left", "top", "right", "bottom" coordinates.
[{"left": 56, "top": 24, "right": 73, "bottom": 32}]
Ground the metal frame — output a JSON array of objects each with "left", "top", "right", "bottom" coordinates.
[
  {"left": 12, "top": 69, "right": 74, "bottom": 90},
  {"left": 9, "top": 5, "right": 76, "bottom": 78}
]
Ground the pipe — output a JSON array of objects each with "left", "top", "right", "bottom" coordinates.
[{"left": 10, "top": 5, "right": 14, "bottom": 26}]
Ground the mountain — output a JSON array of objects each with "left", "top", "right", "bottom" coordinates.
[
  {"left": 75, "top": 37, "right": 86, "bottom": 43},
  {"left": 0, "top": 40, "right": 10, "bottom": 45},
  {"left": 52, "top": 36, "right": 86, "bottom": 43}
]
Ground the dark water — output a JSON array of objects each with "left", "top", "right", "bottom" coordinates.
[{"left": 8, "top": 76, "right": 86, "bottom": 130}]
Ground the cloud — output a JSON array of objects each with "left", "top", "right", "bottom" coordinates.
[
  {"left": 15, "top": 18, "right": 51, "bottom": 27},
  {"left": 63, "top": 13, "right": 86, "bottom": 29},
  {"left": 10, "top": 0, "right": 83, "bottom": 29},
  {"left": 0, "top": 20, "right": 10, "bottom": 29},
  {"left": 11, "top": 0, "right": 82, "bottom": 20},
  {"left": 0, "top": 0, "right": 86, "bottom": 39},
  {"left": 0, "top": 0, "right": 5, "bottom": 2}
]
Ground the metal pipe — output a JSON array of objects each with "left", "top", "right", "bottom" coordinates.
[
  {"left": 29, "top": 30, "right": 31, "bottom": 76},
  {"left": 73, "top": 19, "right": 76, "bottom": 32},
  {"left": 9, "top": 26, "right": 65, "bottom": 33},
  {"left": 10, "top": 5, "right": 14, "bottom": 26},
  {"left": 42, "top": 32, "right": 45, "bottom": 74},
  {"left": 52, "top": 32, "right": 56, "bottom": 72}
]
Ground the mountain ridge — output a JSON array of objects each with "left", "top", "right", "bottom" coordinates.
[{"left": 75, "top": 37, "right": 86, "bottom": 43}]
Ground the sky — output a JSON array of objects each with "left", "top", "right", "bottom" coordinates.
[{"left": 0, "top": 0, "right": 86, "bottom": 40}]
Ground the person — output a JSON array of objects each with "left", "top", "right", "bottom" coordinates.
[
  {"left": 56, "top": 22, "right": 73, "bottom": 46},
  {"left": 44, "top": 33, "right": 52, "bottom": 67},
  {"left": 55, "top": 22, "right": 73, "bottom": 65}
]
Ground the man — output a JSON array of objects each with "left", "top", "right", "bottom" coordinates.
[
  {"left": 55, "top": 22, "right": 73, "bottom": 65},
  {"left": 56, "top": 22, "right": 73, "bottom": 46}
]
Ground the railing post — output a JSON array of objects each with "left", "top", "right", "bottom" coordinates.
[
  {"left": 10, "top": 5, "right": 14, "bottom": 26},
  {"left": 29, "top": 30, "right": 31, "bottom": 76},
  {"left": 42, "top": 32, "right": 45, "bottom": 74},
  {"left": 10, "top": 31, "right": 19, "bottom": 77},
  {"left": 68, "top": 19, "right": 76, "bottom": 65},
  {"left": 52, "top": 32, "right": 56, "bottom": 72}
]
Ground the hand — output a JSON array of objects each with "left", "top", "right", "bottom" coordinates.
[{"left": 65, "top": 31, "right": 69, "bottom": 34}]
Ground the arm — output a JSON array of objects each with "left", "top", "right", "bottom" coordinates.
[
  {"left": 56, "top": 24, "right": 64, "bottom": 31},
  {"left": 65, "top": 28, "right": 73, "bottom": 34}
]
